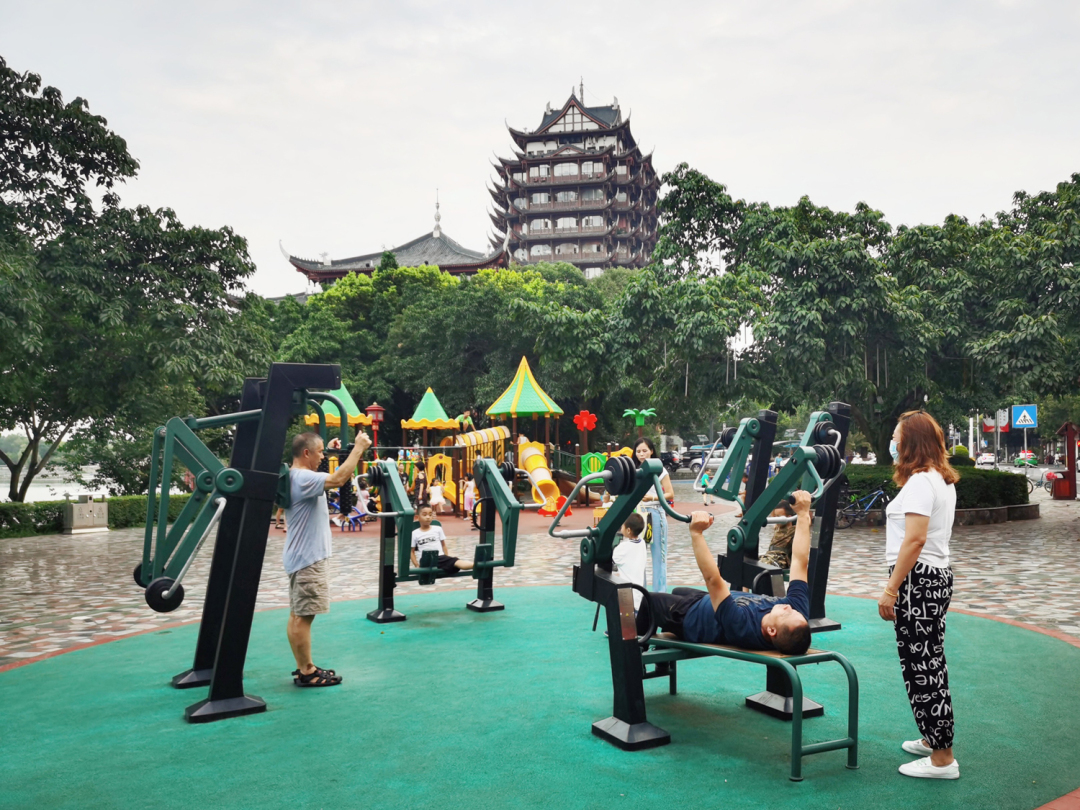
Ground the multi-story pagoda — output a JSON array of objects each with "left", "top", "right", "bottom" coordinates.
[{"left": 489, "top": 91, "right": 659, "bottom": 275}]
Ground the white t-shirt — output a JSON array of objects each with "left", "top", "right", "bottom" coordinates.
[
  {"left": 429, "top": 484, "right": 445, "bottom": 505},
  {"left": 612, "top": 536, "right": 647, "bottom": 609},
  {"left": 884, "top": 470, "right": 956, "bottom": 569},
  {"left": 411, "top": 525, "right": 447, "bottom": 562}
]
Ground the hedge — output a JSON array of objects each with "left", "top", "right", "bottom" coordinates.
[
  {"left": 843, "top": 465, "right": 1029, "bottom": 509},
  {"left": 0, "top": 493, "right": 192, "bottom": 539}
]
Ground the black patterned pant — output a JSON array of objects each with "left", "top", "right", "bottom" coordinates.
[{"left": 892, "top": 561, "right": 955, "bottom": 750}]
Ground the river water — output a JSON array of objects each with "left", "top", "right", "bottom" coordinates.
[{"left": 0, "top": 466, "right": 105, "bottom": 503}]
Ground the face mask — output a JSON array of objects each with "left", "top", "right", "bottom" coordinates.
[{"left": 889, "top": 439, "right": 900, "bottom": 462}]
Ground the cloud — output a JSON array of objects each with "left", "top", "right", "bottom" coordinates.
[{"left": 3, "top": 0, "right": 1079, "bottom": 296}]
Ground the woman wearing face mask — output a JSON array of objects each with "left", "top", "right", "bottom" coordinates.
[
  {"left": 881, "top": 410, "right": 960, "bottom": 780},
  {"left": 633, "top": 437, "right": 676, "bottom": 593}
]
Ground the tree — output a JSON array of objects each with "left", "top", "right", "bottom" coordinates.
[{"left": 0, "top": 59, "right": 271, "bottom": 499}]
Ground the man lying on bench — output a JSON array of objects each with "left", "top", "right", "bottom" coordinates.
[{"left": 635, "top": 490, "right": 813, "bottom": 655}]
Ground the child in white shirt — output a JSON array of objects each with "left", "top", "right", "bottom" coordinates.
[
  {"left": 410, "top": 505, "right": 474, "bottom": 573},
  {"left": 612, "top": 512, "right": 648, "bottom": 609}
]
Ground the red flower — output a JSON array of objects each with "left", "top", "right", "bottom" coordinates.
[{"left": 574, "top": 410, "right": 598, "bottom": 432}]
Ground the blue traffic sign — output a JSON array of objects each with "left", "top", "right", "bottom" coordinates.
[{"left": 1011, "top": 404, "right": 1037, "bottom": 429}]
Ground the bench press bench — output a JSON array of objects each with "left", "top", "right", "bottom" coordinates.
[{"left": 639, "top": 633, "right": 859, "bottom": 781}]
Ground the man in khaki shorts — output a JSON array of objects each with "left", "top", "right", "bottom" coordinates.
[{"left": 284, "top": 430, "right": 370, "bottom": 686}]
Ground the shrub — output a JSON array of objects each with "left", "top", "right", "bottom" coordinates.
[
  {"left": 843, "top": 465, "right": 1028, "bottom": 509},
  {"left": 0, "top": 493, "right": 192, "bottom": 539},
  {"left": 949, "top": 454, "right": 976, "bottom": 467},
  {"left": 953, "top": 445, "right": 969, "bottom": 457},
  {"left": 0, "top": 501, "right": 65, "bottom": 538}
]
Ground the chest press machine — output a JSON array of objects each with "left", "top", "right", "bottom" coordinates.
[
  {"left": 365, "top": 457, "right": 523, "bottom": 622},
  {"left": 134, "top": 362, "right": 347, "bottom": 723},
  {"left": 548, "top": 406, "right": 859, "bottom": 781}
]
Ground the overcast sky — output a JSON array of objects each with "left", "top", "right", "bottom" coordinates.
[{"left": 4, "top": 1, "right": 1079, "bottom": 297}]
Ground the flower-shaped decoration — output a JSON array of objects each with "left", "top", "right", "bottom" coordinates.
[
  {"left": 622, "top": 407, "right": 657, "bottom": 427},
  {"left": 574, "top": 410, "right": 598, "bottom": 432}
]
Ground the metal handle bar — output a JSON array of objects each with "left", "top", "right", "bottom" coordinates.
[
  {"left": 522, "top": 502, "right": 545, "bottom": 511},
  {"left": 164, "top": 496, "right": 226, "bottom": 599},
  {"left": 692, "top": 436, "right": 727, "bottom": 492},
  {"left": 375, "top": 510, "right": 408, "bottom": 519},
  {"left": 649, "top": 477, "right": 692, "bottom": 523},
  {"left": 549, "top": 470, "right": 610, "bottom": 538},
  {"left": 760, "top": 456, "right": 846, "bottom": 524}
]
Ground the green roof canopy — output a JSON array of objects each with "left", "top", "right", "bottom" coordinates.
[
  {"left": 304, "top": 384, "right": 371, "bottom": 427},
  {"left": 486, "top": 357, "right": 564, "bottom": 418},
  {"left": 401, "top": 388, "right": 458, "bottom": 430}
]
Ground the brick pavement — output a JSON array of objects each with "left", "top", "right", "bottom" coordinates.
[{"left": 1, "top": 488, "right": 1078, "bottom": 668}]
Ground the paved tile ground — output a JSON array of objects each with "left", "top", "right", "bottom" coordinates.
[{"left": 2, "top": 488, "right": 1078, "bottom": 667}]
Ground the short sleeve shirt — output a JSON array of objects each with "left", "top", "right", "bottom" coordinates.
[
  {"left": 411, "top": 526, "right": 447, "bottom": 560},
  {"left": 885, "top": 470, "right": 955, "bottom": 568},
  {"left": 682, "top": 580, "right": 811, "bottom": 649},
  {"left": 283, "top": 468, "right": 332, "bottom": 575}
]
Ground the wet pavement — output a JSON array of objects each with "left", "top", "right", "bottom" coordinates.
[{"left": 2, "top": 488, "right": 1078, "bottom": 668}]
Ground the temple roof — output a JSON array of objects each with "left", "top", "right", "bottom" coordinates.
[
  {"left": 288, "top": 230, "right": 491, "bottom": 274},
  {"left": 538, "top": 95, "right": 621, "bottom": 131}
]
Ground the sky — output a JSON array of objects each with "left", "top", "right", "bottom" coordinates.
[{"left": 3, "top": 0, "right": 1080, "bottom": 298}]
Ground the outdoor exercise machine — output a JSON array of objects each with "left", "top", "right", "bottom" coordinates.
[
  {"left": 694, "top": 405, "right": 851, "bottom": 629},
  {"left": 548, "top": 426, "right": 858, "bottom": 780},
  {"left": 365, "top": 456, "right": 522, "bottom": 622},
  {"left": 135, "top": 362, "right": 349, "bottom": 723}
]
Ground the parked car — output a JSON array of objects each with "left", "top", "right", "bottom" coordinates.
[
  {"left": 659, "top": 451, "right": 682, "bottom": 474},
  {"left": 976, "top": 452, "right": 995, "bottom": 465},
  {"left": 688, "top": 450, "right": 724, "bottom": 475}
]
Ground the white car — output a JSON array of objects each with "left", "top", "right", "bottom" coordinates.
[{"left": 976, "top": 453, "right": 995, "bottom": 465}]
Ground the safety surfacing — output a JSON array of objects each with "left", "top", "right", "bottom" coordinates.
[{"left": 1, "top": 587, "right": 1077, "bottom": 810}]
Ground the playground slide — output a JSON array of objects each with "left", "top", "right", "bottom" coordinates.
[{"left": 518, "top": 441, "right": 567, "bottom": 517}]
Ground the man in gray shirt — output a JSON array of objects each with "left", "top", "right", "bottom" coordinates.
[{"left": 285, "top": 430, "right": 370, "bottom": 686}]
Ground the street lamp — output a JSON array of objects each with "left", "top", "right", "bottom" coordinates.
[{"left": 365, "top": 402, "right": 386, "bottom": 450}]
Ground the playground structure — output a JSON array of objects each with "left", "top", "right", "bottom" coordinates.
[
  {"left": 136, "top": 362, "right": 348, "bottom": 723},
  {"left": 365, "top": 456, "right": 523, "bottom": 622},
  {"left": 547, "top": 403, "right": 858, "bottom": 780}
]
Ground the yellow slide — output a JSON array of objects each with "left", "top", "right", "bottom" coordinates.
[{"left": 518, "top": 441, "right": 567, "bottom": 517}]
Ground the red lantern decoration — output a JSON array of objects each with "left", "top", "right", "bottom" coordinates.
[{"left": 365, "top": 402, "right": 386, "bottom": 449}]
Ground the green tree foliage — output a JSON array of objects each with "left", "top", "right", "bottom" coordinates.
[{"left": 0, "top": 58, "right": 272, "bottom": 499}]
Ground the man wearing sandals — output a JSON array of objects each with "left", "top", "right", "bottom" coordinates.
[{"left": 284, "top": 430, "right": 371, "bottom": 686}]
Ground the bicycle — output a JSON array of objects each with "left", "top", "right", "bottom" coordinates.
[{"left": 836, "top": 487, "right": 890, "bottom": 529}]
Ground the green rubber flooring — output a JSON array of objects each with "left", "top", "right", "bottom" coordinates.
[{"left": 1, "top": 586, "right": 1077, "bottom": 810}]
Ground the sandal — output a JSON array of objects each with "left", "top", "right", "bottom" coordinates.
[{"left": 293, "top": 666, "right": 341, "bottom": 687}]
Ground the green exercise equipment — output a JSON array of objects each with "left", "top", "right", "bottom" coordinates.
[{"left": 365, "top": 456, "right": 522, "bottom": 622}]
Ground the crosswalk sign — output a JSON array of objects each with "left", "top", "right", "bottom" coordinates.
[{"left": 1011, "top": 404, "right": 1037, "bottom": 429}]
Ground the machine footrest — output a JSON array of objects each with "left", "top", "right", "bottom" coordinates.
[
  {"left": 185, "top": 694, "right": 266, "bottom": 724},
  {"left": 592, "top": 716, "right": 670, "bottom": 751}
]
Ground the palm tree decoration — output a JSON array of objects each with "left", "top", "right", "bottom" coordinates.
[{"left": 623, "top": 408, "right": 657, "bottom": 438}]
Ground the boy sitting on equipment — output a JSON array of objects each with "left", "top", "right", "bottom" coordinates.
[
  {"left": 612, "top": 513, "right": 647, "bottom": 609},
  {"left": 411, "top": 504, "right": 474, "bottom": 574},
  {"left": 635, "top": 490, "right": 814, "bottom": 655}
]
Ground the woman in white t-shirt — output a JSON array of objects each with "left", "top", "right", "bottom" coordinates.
[
  {"left": 634, "top": 438, "right": 675, "bottom": 593},
  {"left": 880, "top": 410, "right": 960, "bottom": 780}
]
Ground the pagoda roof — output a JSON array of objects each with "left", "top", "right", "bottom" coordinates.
[
  {"left": 289, "top": 229, "right": 490, "bottom": 274},
  {"left": 401, "top": 388, "right": 459, "bottom": 430},
  {"left": 538, "top": 94, "right": 621, "bottom": 131},
  {"left": 303, "top": 384, "right": 372, "bottom": 428},
  {"left": 487, "top": 357, "right": 563, "bottom": 417}
]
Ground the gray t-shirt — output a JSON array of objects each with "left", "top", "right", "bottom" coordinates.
[{"left": 283, "top": 468, "right": 332, "bottom": 575}]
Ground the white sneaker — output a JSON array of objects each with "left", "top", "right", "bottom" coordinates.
[
  {"left": 898, "top": 756, "right": 959, "bottom": 779},
  {"left": 902, "top": 739, "right": 932, "bottom": 756}
]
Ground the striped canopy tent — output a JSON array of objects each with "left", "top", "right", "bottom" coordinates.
[
  {"left": 402, "top": 388, "right": 459, "bottom": 450},
  {"left": 303, "top": 385, "right": 372, "bottom": 432},
  {"left": 486, "top": 356, "right": 564, "bottom": 455}
]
